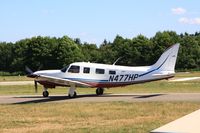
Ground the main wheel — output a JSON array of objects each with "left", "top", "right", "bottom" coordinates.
[
  {"left": 68, "top": 91, "right": 77, "bottom": 98},
  {"left": 96, "top": 88, "right": 104, "bottom": 95},
  {"left": 43, "top": 91, "right": 49, "bottom": 97}
]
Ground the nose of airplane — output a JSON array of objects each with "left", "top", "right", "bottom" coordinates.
[
  {"left": 25, "top": 66, "right": 38, "bottom": 78},
  {"left": 27, "top": 73, "right": 38, "bottom": 78},
  {"left": 27, "top": 70, "right": 61, "bottom": 78}
]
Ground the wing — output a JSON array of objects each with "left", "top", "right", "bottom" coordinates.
[{"left": 35, "top": 75, "right": 92, "bottom": 87}]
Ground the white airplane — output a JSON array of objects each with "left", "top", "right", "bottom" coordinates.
[{"left": 27, "top": 43, "right": 180, "bottom": 98}]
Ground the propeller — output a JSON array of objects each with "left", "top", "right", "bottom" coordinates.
[{"left": 25, "top": 66, "right": 39, "bottom": 93}]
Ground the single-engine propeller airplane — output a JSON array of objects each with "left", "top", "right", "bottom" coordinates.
[{"left": 27, "top": 43, "right": 180, "bottom": 98}]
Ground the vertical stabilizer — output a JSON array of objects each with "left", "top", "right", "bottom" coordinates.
[{"left": 152, "top": 44, "right": 180, "bottom": 72}]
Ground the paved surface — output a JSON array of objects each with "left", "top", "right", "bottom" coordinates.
[
  {"left": 0, "top": 81, "right": 33, "bottom": 85},
  {"left": 169, "top": 77, "right": 200, "bottom": 82},
  {"left": 151, "top": 108, "right": 200, "bottom": 133},
  {"left": 1, "top": 93, "right": 200, "bottom": 104}
]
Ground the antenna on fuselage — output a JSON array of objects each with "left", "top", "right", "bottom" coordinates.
[{"left": 113, "top": 56, "right": 124, "bottom": 65}]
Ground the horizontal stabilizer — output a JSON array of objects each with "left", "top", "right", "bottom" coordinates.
[{"left": 152, "top": 73, "right": 175, "bottom": 77}]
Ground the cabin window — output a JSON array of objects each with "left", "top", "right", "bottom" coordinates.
[
  {"left": 61, "top": 65, "right": 69, "bottom": 72},
  {"left": 68, "top": 65, "right": 80, "bottom": 73},
  {"left": 83, "top": 67, "right": 90, "bottom": 74},
  {"left": 96, "top": 68, "right": 105, "bottom": 74},
  {"left": 109, "top": 70, "right": 116, "bottom": 75}
]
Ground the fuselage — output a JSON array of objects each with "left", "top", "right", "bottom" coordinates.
[{"left": 34, "top": 62, "right": 174, "bottom": 88}]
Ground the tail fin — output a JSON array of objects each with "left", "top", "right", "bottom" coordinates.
[{"left": 152, "top": 43, "right": 180, "bottom": 72}]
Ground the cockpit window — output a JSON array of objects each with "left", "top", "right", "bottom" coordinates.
[
  {"left": 61, "top": 65, "right": 69, "bottom": 72},
  {"left": 68, "top": 65, "right": 80, "bottom": 73}
]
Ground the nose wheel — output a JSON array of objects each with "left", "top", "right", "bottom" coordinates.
[
  {"left": 43, "top": 91, "right": 49, "bottom": 97},
  {"left": 42, "top": 86, "right": 49, "bottom": 97},
  {"left": 96, "top": 88, "right": 104, "bottom": 95}
]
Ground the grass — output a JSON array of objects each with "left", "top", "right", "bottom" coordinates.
[
  {"left": 0, "top": 102, "right": 199, "bottom": 133},
  {"left": 0, "top": 76, "right": 31, "bottom": 82},
  {"left": 175, "top": 71, "right": 200, "bottom": 78}
]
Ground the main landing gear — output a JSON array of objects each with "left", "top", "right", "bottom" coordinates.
[
  {"left": 68, "top": 84, "right": 77, "bottom": 98},
  {"left": 68, "top": 91, "right": 77, "bottom": 98},
  {"left": 96, "top": 88, "right": 104, "bottom": 95}
]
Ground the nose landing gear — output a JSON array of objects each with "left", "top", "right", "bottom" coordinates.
[
  {"left": 42, "top": 87, "right": 49, "bottom": 97},
  {"left": 43, "top": 91, "right": 49, "bottom": 97}
]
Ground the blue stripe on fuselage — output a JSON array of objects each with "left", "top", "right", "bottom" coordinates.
[{"left": 139, "top": 55, "right": 169, "bottom": 77}]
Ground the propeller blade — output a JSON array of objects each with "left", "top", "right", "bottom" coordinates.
[
  {"left": 34, "top": 80, "right": 38, "bottom": 93},
  {"left": 25, "top": 66, "right": 33, "bottom": 74},
  {"left": 25, "top": 66, "right": 38, "bottom": 78},
  {"left": 37, "top": 64, "right": 43, "bottom": 71}
]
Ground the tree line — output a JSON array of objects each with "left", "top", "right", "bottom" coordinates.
[{"left": 0, "top": 31, "right": 200, "bottom": 75}]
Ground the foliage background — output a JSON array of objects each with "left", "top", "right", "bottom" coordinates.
[{"left": 0, "top": 31, "right": 200, "bottom": 74}]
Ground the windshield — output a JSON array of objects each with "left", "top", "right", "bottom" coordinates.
[
  {"left": 68, "top": 65, "right": 80, "bottom": 73},
  {"left": 61, "top": 65, "right": 69, "bottom": 72}
]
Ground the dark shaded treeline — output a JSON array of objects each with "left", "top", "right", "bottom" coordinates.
[{"left": 0, "top": 31, "right": 200, "bottom": 74}]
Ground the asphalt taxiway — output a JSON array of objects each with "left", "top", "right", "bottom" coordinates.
[{"left": 0, "top": 93, "right": 200, "bottom": 104}]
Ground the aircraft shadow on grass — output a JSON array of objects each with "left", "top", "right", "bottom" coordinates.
[{"left": 13, "top": 93, "right": 165, "bottom": 104}]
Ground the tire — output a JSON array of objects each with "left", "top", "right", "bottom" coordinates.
[
  {"left": 73, "top": 91, "right": 77, "bottom": 97},
  {"left": 96, "top": 88, "right": 104, "bottom": 95},
  {"left": 43, "top": 91, "right": 49, "bottom": 97},
  {"left": 68, "top": 91, "right": 77, "bottom": 98},
  {"left": 100, "top": 88, "right": 104, "bottom": 95}
]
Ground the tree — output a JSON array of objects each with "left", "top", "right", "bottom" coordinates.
[
  {"left": 80, "top": 43, "right": 100, "bottom": 62},
  {"left": 177, "top": 35, "right": 200, "bottom": 70},
  {"left": 0, "top": 42, "right": 13, "bottom": 72},
  {"left": 131, "top": 35, "right": 153, "bottom": 65},
  {"left": 53, "top": 36, "right": 84, "bottom": 68},
  {"left": 151, "top": 31, "right": 180, "bottom": 64}
]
